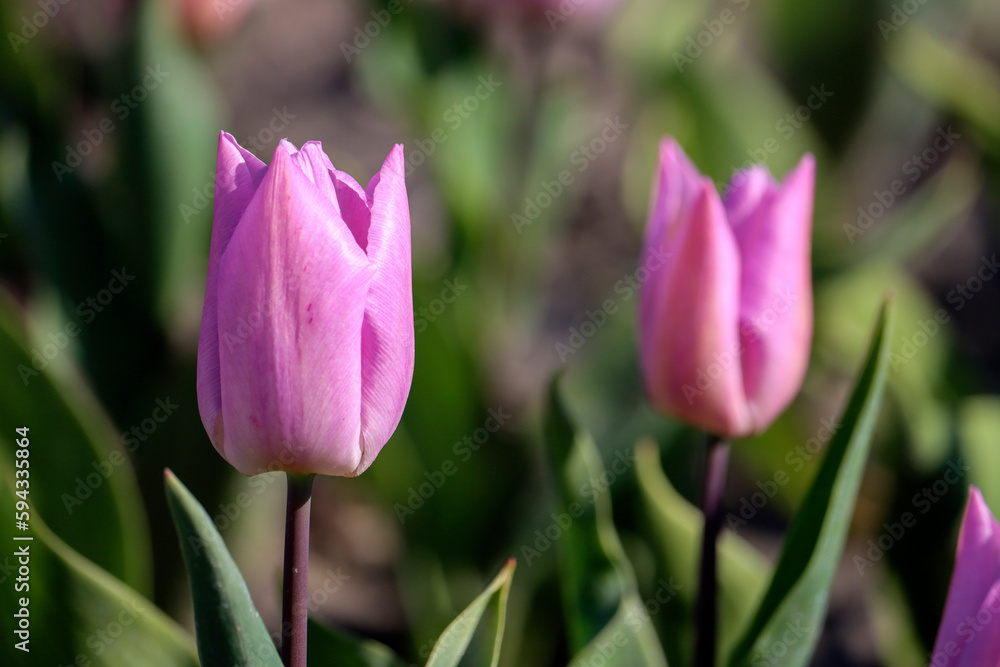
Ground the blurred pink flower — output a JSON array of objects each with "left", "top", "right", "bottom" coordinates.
[
  {"left": 638, "top": 138, "right": 814, "bottom": 439},
  {"left": 172, "top": 0, "right": 253, "bottom": 44},
  {"left": 931, "top": 486, "right": 1000, "bottom": 666},
  {"left": 197, "top": 132, "right": 414, "bottom": 477}
]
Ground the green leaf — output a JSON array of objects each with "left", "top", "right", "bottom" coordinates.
[
  {"left": 425, "top": 558, "right": 516, "bottom": 667},
  {"left": 308, "top": 618, "right": 409, "bottom": 667},
  {"left": 726, "top": 299, "right": 895, "bottom": 667},
  {"left": 0, "top": 467, "right": 198, "bottom": 666},
  {"left": 544, "top": 383, "right": 669, "bottom": 666},
  {"left": 164, "top": 469, "right": 282, "bottom": 667},
  {"left": 634, "top": 439, "right": 770, "bottom": 664},
  {"left": 0, "top": 296, "right": 150, "bottom": 592}
]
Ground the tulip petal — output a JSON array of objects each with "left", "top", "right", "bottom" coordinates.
[
  {"left": 353, "top": 144, "right": 414, "bottom": 475},
  {"left": 638, "top": 139, "right": 707, "bottom": 380},
  {"left": 197, "top": 132, "right": 267, "bottom": 454},
  {"left": 331, "top": 169, "right": 372, "bottom": 251},
  {"left": 290, "top": 140, "right": 339, "bottom": 204},
  {"left": 728, "top": 155, "right": 815, "bottom": 432},
  {"left": 640, "top": 180, "right": 752, "bottom": 438},
  {"left": 215, "top": 141, "right": 374, "bottom": 476},
  {"left": 932, "top": 487, "right": 1000, "bottom": 665},
  {"left": 642, "top": 138, "right": 705, "bottom": 257}
]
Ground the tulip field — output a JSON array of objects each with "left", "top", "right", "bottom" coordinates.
[{"left": 1, "top": 1, "right": 1000, "bottom": 666}]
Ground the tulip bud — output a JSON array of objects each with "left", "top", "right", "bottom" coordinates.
[
  {"left": 638, "top": 138, "right": 815, "bottom": 439},
  {"left": 931, "top": 486, "right": 1000, "bottom": 666},
  {"left": 197, "top": 133, "right": 414, "bottom": 477}
]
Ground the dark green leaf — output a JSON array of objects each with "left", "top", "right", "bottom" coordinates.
[
  {"left": 308, "top": 618, "right": 409, "bottom": 667},
  {"left": 544, "top": 383, "right": 669, "bottom": 666},
  {"left": 165, "top": 469, "right": 282, "bottom": 667},
  {"left": 0, "top": 468, "right": 197, "bottom": 666},
  {"left": 726, "top": 299, "right": 895, "bottom": 667}
]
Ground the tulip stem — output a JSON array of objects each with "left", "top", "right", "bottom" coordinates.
[
  {"left": 281, "top": 473, "right": 315, "bottom": 667},
  {"left": 694, "top": 434, "right": 730, "bottom": 667}
]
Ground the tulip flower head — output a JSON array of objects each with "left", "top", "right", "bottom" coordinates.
[
  {"left": 197, "top": 133, "right": 414, "bottom": 477},
  {"left": 638, "top": 138, "right": 815, "bottom": 439},
  {"left": 931, "top": 486, "right": 1000, "bottom": 666}
]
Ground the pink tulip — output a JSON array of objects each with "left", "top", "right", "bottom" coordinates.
[
  {"left": 197, "top": 133, "right": 414, "bottom": 477},
  {"left": 930, "top": 486, "right": 1000, "bottom": 666},
  {"left": 638, "top": 138, "right": 814, "bottom": 439}
]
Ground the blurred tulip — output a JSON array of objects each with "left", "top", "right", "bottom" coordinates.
[
  {"left": 470, "top": 0, "right": 622, "bottom": 29},
  {"left": 172, "top": 0, "right": 254, "bottom": 44},
  {"left": 197, "top": 133, "right": 414, "bottom": 477},
  {"left": 931, "top": 486, "right": 1000, "bottom": 666},
  {"left": 638, "top": 138, "right": 815, "bottom": 439}
]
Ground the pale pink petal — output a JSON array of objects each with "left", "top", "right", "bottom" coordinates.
[
  {"left": 728, "top": 155, "right": 814, "bottom": 432},
  {"left": 197, "top": 131, "right": 266, "bottom": 455},
  {"left": 640, "top": 180, "right": 752, "bottom": 438},
  {"left": 353, "top": 145, "right": 414, "bottom": 475},
  {"left": 215, "top": 141, "right": 374, "bottom": 476}
]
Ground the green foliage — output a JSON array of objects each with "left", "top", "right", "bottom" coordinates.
[
  {"left": 726, "top": 301, "right": 895, "bottom": 667},
  {"left": 545, "top": 384, "right": 669, "bottom": 666},
  {"left": 164, "top": 470, "right": 282, "bottom": 667}
]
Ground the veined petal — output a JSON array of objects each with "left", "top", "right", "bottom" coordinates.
[
  {"left": 215, "top": 141, "right": 374, "bottom": 476},
  {"left": 354, "top": 144, "right": 414, "bottom": 475},
  {"left": 197, "top": 132, "right": 267, "bottom": 456},
  {"left": 640, "top": 180, "right": 751, "bottom": 438},
  {"left": 730, "top": 155, "right": 815, "bottom": 432},
  {"left": 290, "top": 140, "right": 339, "bottom": 206}
]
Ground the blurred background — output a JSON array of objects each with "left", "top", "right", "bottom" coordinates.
[{"left": 1, "top": 0, "right": 999, "bottom": 664}]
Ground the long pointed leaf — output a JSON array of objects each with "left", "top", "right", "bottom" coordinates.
[
  {"left": 425, "top": 558, "right": 516, "bottom": 667},
  {"left": 164, "top": 469, "right": 282, "bottom": 667},
  {"left": 0, "top": 467, "right": 198, "bottom": 666},
  {"left": 726, "top": 300, "right": 894, "bottom": 667},
  {"left": 545, "top": 384, "right": 669, "bottom": 667}
]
